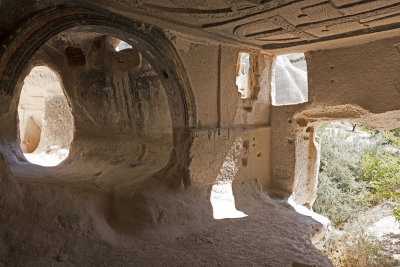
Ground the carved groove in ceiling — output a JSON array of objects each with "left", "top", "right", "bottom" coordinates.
[{"left": 103, "top": 0, "right": 400, "bottom": 49}]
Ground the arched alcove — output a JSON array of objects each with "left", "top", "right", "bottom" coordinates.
[
  {"left": 0, "top": 5, "right": 200, "bottom": 236},
  {"left": 0, "top": 6, "right": 196, "bottom": 188}
]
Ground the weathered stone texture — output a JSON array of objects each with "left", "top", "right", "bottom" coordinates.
[{"left": 0, "top": 1, "right": 399, "bottom": 266}]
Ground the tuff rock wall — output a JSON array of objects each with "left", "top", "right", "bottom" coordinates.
[{"left": 0, "top": 1, "right": 399, "bottom": 266}]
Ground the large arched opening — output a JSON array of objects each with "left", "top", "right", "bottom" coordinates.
[
  {"left": 0, "top": 6, "right": 196, "bottom": 232},
  {"left": 0, "top": 6, "right": 195, "bottom": 176}
]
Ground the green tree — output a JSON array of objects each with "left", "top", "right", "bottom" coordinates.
[
  {"left": 361, "top": 130, "right": 400, "bottom": 221},
  {"left": 314, "top": 124, "right": 379, "bottom": 226}
]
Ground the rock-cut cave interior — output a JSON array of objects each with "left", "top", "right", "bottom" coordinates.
[{"left": 0, "top": 1, "right": 399, "bottom": 266}]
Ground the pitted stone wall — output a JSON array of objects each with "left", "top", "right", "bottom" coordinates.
[{"left": 270, "top": 36, "right": 400, "bottom": 205}]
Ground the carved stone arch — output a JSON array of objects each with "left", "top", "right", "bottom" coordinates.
[
  {"left": 0, "top": 5, "right": 197, "bottom": 186},
  {"left": 0, "top": 5, "right": 196, "bottom": 129}
]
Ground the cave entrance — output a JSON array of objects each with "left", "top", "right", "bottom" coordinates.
[
  {"left": 313, "top": 121, "right": 400, "bottom": 264},
  {"left": 18, "top": 66, "right": 73, "bottom": 166}
]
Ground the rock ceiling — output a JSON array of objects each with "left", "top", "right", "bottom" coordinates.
[{"left": 96, "top": 0, "right": 400, "bottom": 50}]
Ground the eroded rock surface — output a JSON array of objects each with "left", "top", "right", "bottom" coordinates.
[{"left": 0, "top": 1, "right": 399, "bottom": 265}]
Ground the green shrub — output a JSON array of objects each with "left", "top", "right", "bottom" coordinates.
[
  {"left": 323, "top": 222, "right": 398, "bottom": 266},
  {"left": 313, "top": 124, "right": 380, "bottom": 226},
  {"left": 361, "top": 150, "right": 400, "bottom": 221},
  {"left": 316, "top": 125, "right": 400, "bottom": 223},
  {"left": 315, "top": 123, "right": 400, "bottom": 265}
]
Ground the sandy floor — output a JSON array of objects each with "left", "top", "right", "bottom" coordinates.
[
  {"left": 1, "top": 177, "right": 332, "bottom": 266},
  {"left": 1, "top": 139, "right": 332, "bottom": 266}
]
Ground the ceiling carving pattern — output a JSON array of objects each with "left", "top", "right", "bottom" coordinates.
[{"left": 100, "top": 0, "right": 400, "bottom": 49}]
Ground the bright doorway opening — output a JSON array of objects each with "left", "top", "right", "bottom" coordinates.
[{"left": 18, "top": 66, "right": 74, "bottom": 166}]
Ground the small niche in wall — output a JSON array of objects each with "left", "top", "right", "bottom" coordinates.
[{"left": 271, "top": 53, "right": 308, "bottom": 106}]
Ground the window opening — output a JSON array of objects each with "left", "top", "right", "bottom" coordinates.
[
  {"left": 236, "top": 52, "right": 250, "bottom": 99},
  {"left": 271, "top": 52, "right": 308, "bottom": 106},
  {"left": 115, "top": 40, "right": 132, "bottom": 51}
]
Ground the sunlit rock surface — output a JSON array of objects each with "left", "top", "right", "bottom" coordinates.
[{"left": 0, "top": 0, "right": 399, "bottom": 265}]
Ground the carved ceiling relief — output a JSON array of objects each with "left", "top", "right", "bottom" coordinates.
[{"left": 100, "top": 0, "right": 400, "bottom": 49}]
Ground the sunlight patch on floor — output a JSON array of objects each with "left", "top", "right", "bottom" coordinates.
[
  {"left": 24, "top": 148, "right": 69, "bottom": 167},
  {"left": 210, "top": 137, "right": 247, "bottom": 219}
]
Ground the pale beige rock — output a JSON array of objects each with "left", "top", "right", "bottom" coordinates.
[
  {"left": 17, "top": 66, "right": 74, "bottom": 165},
  {"left": 0, "top": 1, "right": 399, "bottom": 265}
]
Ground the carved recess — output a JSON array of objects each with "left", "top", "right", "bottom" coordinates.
[
  {"left": 100, "top": 0, "right": 400, "bottom": 49},
  {"left": 0, "top": 6, "right": 197, "bottom": 128}
]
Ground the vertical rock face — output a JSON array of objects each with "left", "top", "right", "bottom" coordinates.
[
  {"left": 18, "top": 67, "right": 47, "bottom": 153},
  {"left": 0, "top": 25, "right": 330, "bottom": 265},
  {"left": 20, "top": 116, "right": 41, "bottom": 153},
  {"left": 37, "top": 94, "right": 73, "bottom": 152}
]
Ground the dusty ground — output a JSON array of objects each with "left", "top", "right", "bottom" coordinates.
[{"left": 0, "top": 154, "right": 331, "bottom": 266}]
